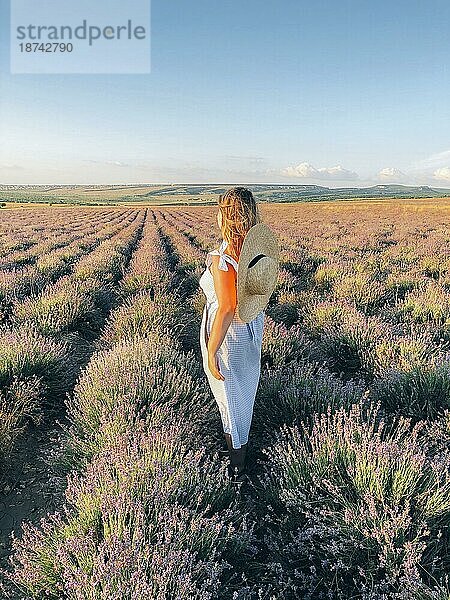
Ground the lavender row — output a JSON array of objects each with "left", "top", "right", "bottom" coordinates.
[
  {"left": 10, "top": 211, "right": 145, "bottom": 337},
  {"left": 160, "top": 209, "right": 218, "bottom": 250},
  {"left": 0, "top": 211, "right": 146, "bottom": 472},
  {"left": 119, "top": 211, "right": 174, "bottom": 296},
  {"left": 0, "top": 210, "right": 138, "bottom": 323},
  {"left": 153, "top": 210, "right": 208, "bottom": 274},
  {"left": 3, "top": 217, "right": 253, "bottom": 598},
  {"left": 0, "top": 209, "right": 120, "bottom": 269},
  {"left": 0, "top": 207, "right": 115, "bottom": 239}
]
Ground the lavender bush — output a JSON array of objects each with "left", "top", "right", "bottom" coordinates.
[
  {"left": 253, "top": 360, "right": 366, "bottom": 446},
  {"left": 65, "top": 334, "right": 212, "bottom": 467},
  {"left": 310, "top": 305, "right": 387, "bottom": 380},
  {"left": 5, "top": 418, "right": 254, "bottom": 598},
  {"left": 12, "top": 277, "right": 101, "bottom": 337},
  {"left": 0, "top": 325, "right": 74, "bottom": 398},
  {"left": 261, "top": 316, "right": 311, "bottom": 367},
  {"left": 373, "top": 353, "right": 450, "bottom": 420},
  {"left": 257, "top": 401, "right": 450, "bottom": 599},
  {"left": 0, "top": 375, "right": 42, "bottom": 468},
  {"left": 98, "top": 291, "right": 198, "bottom": 351}
]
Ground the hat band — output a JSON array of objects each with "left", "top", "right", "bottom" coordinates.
[{"left": 248, "top": 253, "right": 265, "bottom": 268}]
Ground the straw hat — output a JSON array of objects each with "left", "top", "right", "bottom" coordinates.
[{"left": 237, "top": 223, "right": 280, "bottom": 323}]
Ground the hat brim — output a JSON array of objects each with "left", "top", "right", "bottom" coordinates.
[{"left": 237, "top": 223, "right": 280, "bottom": 323}]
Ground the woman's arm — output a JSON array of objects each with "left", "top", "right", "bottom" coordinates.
[{"left": 207, "top": 254, "right": 237, "bottom": 380}]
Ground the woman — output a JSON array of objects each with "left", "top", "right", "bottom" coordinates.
[{"left": 199, "top": 187, "right": 279, "bottom": 485}]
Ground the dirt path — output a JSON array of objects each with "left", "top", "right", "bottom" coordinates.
[{"left": 0, "top": 414, "right": 68, "bottom": 598}]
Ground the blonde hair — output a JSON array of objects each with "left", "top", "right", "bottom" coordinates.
[{"left": 218, "top": 187, "right": 261, "bottom": 258}]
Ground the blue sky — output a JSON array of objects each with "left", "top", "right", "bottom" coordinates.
[{"left": 1, "top": 0, "right": 449, "bottom": 186}]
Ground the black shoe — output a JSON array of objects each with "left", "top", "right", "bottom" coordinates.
[{"left": 227, "top": 464, "right": 248, "bottom": 485}]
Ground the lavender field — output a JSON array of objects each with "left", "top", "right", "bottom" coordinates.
[{"left": 0, "top": 200, "right": 449, "bottom": 599}]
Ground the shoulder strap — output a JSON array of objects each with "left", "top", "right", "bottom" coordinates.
[{"left": 206, "top": 240, "right": 238, "bottom": 272}]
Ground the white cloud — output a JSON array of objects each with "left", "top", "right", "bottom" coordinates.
[
  {"left": 412, "top": 149, "right": 450, "bottom": 170},
  {"left": 281, "top": 161, "right": 359, "bottom": 181},
  {"left": 376, "top": 167, "right": 407, "bottom": 182},
  {"left": 433, "top": 167, "right": 450, "bottom": 182}
]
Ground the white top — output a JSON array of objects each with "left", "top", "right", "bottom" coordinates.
[{"left": 205, "top": 239, "right": 239, "bottom": 272}]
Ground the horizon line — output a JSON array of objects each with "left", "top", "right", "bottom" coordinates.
[{"left": 1, "top": 182, "right": 450, "bottom": 190}]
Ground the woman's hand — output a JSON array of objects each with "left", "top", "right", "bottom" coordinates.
[{"left": 208, "top": 350, "right": 225, "bottom": 381}]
